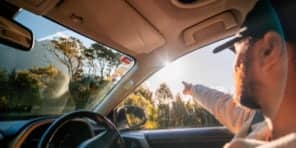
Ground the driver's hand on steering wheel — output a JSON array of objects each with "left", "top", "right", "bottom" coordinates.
[{"left": 182, "top": 81, "right": 193, "bottom": 96}]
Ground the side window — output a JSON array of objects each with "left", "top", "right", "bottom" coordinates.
[{"left": 115, "top": 38, "right": 235, "bottom": 130}]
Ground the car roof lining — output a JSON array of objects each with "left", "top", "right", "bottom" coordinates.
[{"left": 6, "top": 0, "right": 257, "bottom": 56}]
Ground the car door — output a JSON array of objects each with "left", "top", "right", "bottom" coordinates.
[{"left": 141, "top": 127, "right": 232, "bottom": 148}]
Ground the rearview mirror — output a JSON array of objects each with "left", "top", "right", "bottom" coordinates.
[
  {"left": 115, "top": 105, "right": 147, "bottom": 129},
  {"left": 0, "top": 16, "right": 34, "bottom": 51}
]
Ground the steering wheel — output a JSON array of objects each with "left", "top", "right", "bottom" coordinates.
[{"left": 38, "top": 110, "right": 124, "bottom": 148}]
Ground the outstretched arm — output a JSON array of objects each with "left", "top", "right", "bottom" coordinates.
[{"left": 182, "top": 81, "right": 255, "bottom": 134}]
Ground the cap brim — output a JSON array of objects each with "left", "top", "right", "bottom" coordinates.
[
  {"left": 213, "top": 0, "right": 282, "bottom": 54},
  {"left": 212, "top": 37, "right": 242, "bottom": 54}
]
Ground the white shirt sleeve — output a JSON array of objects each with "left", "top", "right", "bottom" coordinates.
[
  {"left": 257, "top": 133, "right": 296, "bottom": 148},
  {"left": 191, "top": 84, "right": 256, "bottom": 134}
]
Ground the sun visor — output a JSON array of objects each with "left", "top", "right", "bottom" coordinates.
[{"left": 47, "top": 0, "right": 165, "bottom": 54}]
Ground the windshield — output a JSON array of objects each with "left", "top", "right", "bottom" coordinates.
[{"left": 0, "top": 10, "right": 134, "bottom": 120}]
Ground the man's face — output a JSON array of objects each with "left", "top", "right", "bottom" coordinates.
[
  {"left": 232, "top": 32, "right": 287, "bottom": 118},
  {"left": 233, "top": 37, "right": 261, "bottom": 109}
]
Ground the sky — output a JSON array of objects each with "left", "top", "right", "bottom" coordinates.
[
  {"left": 14, "top": 10, "right": 236, "bottom": 97},
  {"left": 146, "top": 40, "right": 235, "bottom": 96}
]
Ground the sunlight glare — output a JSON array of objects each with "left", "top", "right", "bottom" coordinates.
[{"left": 159, "top": 61, "right": 182, "bottom": 82}]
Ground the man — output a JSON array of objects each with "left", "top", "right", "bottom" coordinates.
[
  {"left": 182, "top": 82, "right": 268, "bottom": 139},
  {"left": 184, "top": 0, "right": 296, "bottom": 147},
  {"left": 220, "top": 0, "right": 296, "bottom": 146}
]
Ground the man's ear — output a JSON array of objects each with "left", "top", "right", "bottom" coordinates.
[{"left": 260, "top": 31, "right": 284, "bottom": 70}]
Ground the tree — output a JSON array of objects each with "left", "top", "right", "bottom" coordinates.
[
  {"left": 49, "top": 37, "right": 123, "bottom": 109},
  {"left": 154, "top": 83, "right": 174, "bottom": 128},
  {"left": 170, "top": 94, "right": 187, "bottom": 127},
  {"left": 0, "top": 66, "right": 65, "bottom": 113},
  {"left": 135, "top": 85, "right": 153, "bottom": 102},
  {"left": 117, "top": 82, "right": 221, "bottom": 130},
  {"left": 50, "top": 37, "right": 86, "bottom": 79},
  {"left": 0, "top": 69, "right": 9, "bottom": 111},
  {"left": 49, "top": 37, "right": 123, "bottom": 79},
  {"left": 69, "top": 76, "right": 110, "bottom": 109},
  {"left": 154, "top": 83, "right": 174, "bottom": 104},
  {"left": 118, "top": 85, "right": 159, "bottom": 129},
  {"left": 85, "top": 43, "right": 121, "bottom": 80}
]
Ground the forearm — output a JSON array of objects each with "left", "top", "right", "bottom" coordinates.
[{"left": 191, "top": 84, "right": 255, "bottom": 134}]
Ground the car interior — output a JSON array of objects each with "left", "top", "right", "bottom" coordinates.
[{"left": 0, "top": 0, "right": 286, "bottom": 148}]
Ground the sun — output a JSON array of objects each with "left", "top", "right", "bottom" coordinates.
[{"left": 158, "top": 61, "right": 183, "bottom": 82}]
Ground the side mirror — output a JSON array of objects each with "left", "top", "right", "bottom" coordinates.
[
  {"left": 115, "top": 105, "right": 147, "bottom": 129},
  {"left": 0, "top": 16, "right": 34, "bottom": 51}
]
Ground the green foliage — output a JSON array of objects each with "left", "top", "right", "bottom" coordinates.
[
  {"left": 49, "top": 36, "right": 124, "bottom": 110},
  {"left": 69, "top": 76, "right": 110, "bottom": 109},
  {"left": 0, "top": 65, "right": 114, "bottom": 115},
  {"left": 118, "top": 83, "right": 220, "bottom": 129},
  {"left": 50, "top": 37, "right": 121, "bottom": 80},
  {"left": 118, "top": 86, "right": 159, "bottom": 129},
  {"left": 86, "top": 43, "right": 121, "bottom": 79},
  {"left": 0, "top": 66, "right": 58, "bottom": 112},
  {"left": 47, "top": 36, "right": 126, "bottom": 110},
  {"left": 0, "top": 36, "right": 128, "bottom": 116},
  {"left": 50, "top": 37, "right": 86, "bottom": 79}
]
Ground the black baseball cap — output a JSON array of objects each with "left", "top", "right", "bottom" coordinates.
[{"left": 213, "top": 0, "right": 285, "bottom": 54}]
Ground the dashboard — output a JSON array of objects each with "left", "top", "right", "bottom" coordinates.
[
  {"left": 0, "top": 116, "right": 231, "bottom": 148},
  {"left": 0, "top": 118, "right": 94, "bottom": 147},
  {"left": 0, "top": 117, "right": 148, "bottom": 148}
]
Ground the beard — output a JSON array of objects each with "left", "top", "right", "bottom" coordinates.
[
  {"left": 239, "top": 89, "right": 261, "bottom": 109},
  {"left": 234, "top": 58, "right": 261, "bottom": 109}
]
